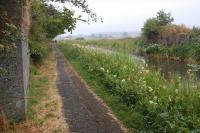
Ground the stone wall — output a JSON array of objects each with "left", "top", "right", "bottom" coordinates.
[{"left": 0, "top": 0, "right": 29, "bottom": 122}]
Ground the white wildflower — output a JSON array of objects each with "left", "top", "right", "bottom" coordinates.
[
  {"left": 148, "top": 86, "right": 153, "bottom": 92},
  {"left": 149, "top": 100, "right": 154, "bottom": 104},
  {"left": 100, "top": 67, "right": 105, "bottom": 71},
  {"left": 168, "top": 96, "right": 172, "bottom": 102},
  {"left": 154, "top": 96, "right": 158, "bottom": 100},
  {"left": 143, "top": 70, "right": 149, "bottom": 74},
  {"left": 121, "top": 79, "right": 126, "bottom": 83},
  {"left": 149, "top": 100, "right": 157, "bottom": 105},
  {"left": 106, "top": 69, "right": 109, "bottom": 73},
  {"left": 113, "top": 75, "right": 117, "bottom": 78},
  {"left": 123, "top": 66, "right": 127, "bottom": 69}
]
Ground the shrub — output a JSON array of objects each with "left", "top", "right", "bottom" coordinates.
[
  {"left": 193, "top": 44, "right": 200, "bottom": 60},
  {"left": 142, "top": 10, "right": 174, "bottom": 43},
  {"left": 160, "top": 25, "right": 190, "bottom": 46},
  {"left": 145, "top": 44, "right": 169, "bottom": 55},
  {"left": 29, "top": 40, "right": 51, "bottom": 63},
  {"left": 134, "top": 37, "right": 148, "bottom": 47},
  {"left": 142, "top": 18, "right": 160, "bottom": 43}
]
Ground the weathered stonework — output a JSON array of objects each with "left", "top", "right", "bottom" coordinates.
[{"left": 0, "top": 0, "right": 29, "bottom": 122}]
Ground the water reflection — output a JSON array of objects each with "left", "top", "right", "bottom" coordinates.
[{"left": 138, "top": 55, "right": 200, "bottom": 82}]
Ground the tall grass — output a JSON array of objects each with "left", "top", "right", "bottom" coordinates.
[
  {"left": 61, "top": 38, "right": 141, "bottom": 54},
  {"left": 59, "top": 42, "right": 200, "bottom": 132},
  {"left": 64, "top": 39, "right": 200, "bottom": 63},
  {"left": 144, "top": 43, "right": 200, "bottom": 62}
]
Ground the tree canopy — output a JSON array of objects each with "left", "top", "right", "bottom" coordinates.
[
  {"left": 142, "top": 10, "right": 174, "bottom": 43},
  {"left": 156, "top": 10, "right": 174, "bottom": 26},
  {"left": 29, "top": 0, "right": 99, "bottom": 62}
]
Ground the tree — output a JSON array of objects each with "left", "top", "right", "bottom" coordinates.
[
  {"left": 142, "top": 18, "right": 159, "bottom": 42},
  {"left": 142, "top": 10, "right": 174, "bottom": 43},
  {"left": 43, "top": 0, "right": 100, "bottom": 38},
  {"left": 156, "top": 10, "right": 174, "bottom": 26},
  {"left": 47, "top": 0, "right": 99, "bottom": 23},
  {"left": 29, "top": 0, "right": 98, "bottom": 62},
  {"left": 45, "top": 7, "right": 77, "bottom": 38}
]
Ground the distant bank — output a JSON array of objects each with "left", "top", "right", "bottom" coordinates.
[{"left": 53, "top": 32, "right": 141, "bottom": 41}]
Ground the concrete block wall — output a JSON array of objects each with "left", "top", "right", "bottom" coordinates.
[{"left": 0, "top": 0, "right": 29, "bottom": 122}]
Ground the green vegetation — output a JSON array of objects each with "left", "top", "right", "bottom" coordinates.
[
  {"left": 27, "top": 51, "right": 68, "bottom": 132},
  {"left": 73, "top": 38, "right": 200, "bottom": 63},
  {"left": 143, "top": 43, "right": 200, "bottom": 62},
  {"left": 59, "top": 42, "right": 200, "bottom": 132},
  {"left": 59, "top": 45, "right": 138, "bottom": 132},
  {"left": 29, "top": 0, "right": 98, "bottom": 63},
  {"left": 142, "top": 10, "right": 174, "bottom": 43},
  {"left": 29, "top": 0, "right": 50, "bottom": 63},
  {"left": 137, "top": 10, "right": 200, "bottom": 62},
  {"left": 28, "top": 65, "right": 49, "bottom": 122},
  {"left": 71, "top": 10, "right": 200, "bottom": 63},
  {"left": 61, "top": 39, "right": 141, "bottom": 54}
]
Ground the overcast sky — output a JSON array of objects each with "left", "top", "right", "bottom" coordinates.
[{"left": 62, "top": 0, "right": 200, "bottom": 35}]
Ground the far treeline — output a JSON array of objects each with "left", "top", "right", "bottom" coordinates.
[{"left": 138, "top": 10, "right": 200, "bottom": 62}]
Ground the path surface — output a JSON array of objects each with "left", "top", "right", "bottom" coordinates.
[{"left": 54, "top": 45, "right": 128, "bottom": 133}]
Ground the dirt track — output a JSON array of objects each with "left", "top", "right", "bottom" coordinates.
[{"left": 54, "top": 45, "right": 128, "bottom": 133}]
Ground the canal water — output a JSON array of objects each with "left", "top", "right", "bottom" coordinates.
[{"left": 136, "top": 55, "right": 200, "bottom": 82}]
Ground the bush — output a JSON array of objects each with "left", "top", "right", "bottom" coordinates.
[
  {"left": 134, "top": 37, "right": 148, "bottom": 47},
  {"left": 160, "top": 25, "right": 190, "bottom": 46},
  {"left": 29, "top": 40, "right": 51, "bottom": 63},
  {"left": 193, "top": 44, "right": 200, "bottom": 60},
  {"left": 145, "top": 44, "right": 169, "bottom": 55},
  {"left": 171, "top": 43, "right": 200, "bottom": 61},
  {"left": 172, "top": 44, "right": 191, "bottom": 60}
]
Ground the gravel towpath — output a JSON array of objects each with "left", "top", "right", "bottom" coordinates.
[{"left": 54, "top": 45, "right": 128, "bottom": 133}]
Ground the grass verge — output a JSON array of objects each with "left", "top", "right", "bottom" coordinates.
[
  {"left": 26, "top": 50, "right": 69, "bottom": 133},
  {"left": 2, "top": 49, "right": 69, "bottom": 133}
]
